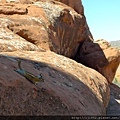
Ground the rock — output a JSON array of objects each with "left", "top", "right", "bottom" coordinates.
[
  {"left": 56, "top": 0, "right": 84, "bottom": 15},
  {"left": 0, "top": 0, "right": 93, "bottom": 58},
  {"left": 0, "top": 0, "right": 32, "bottom": 4},
  {"left": 0, "top": 51, "right": 110, "bottom": 115},
  {"left": 116, "top": 65, "right": 120, "bottom": 82},
  {"left": 0, "top": 3, "right": 27, "bottom": 15},
  {"left": 76, "top": 39, "right": 120, "bottom": 83},
  {"left": 2, "top": 0, "right": 85, "bottom": 15},
  {"left": 112, "top": 64, "right": 120, "bottom": 87},
  {"left": 0, "top": 18, "right": 42, "bottom": 52},
  {"left": 0, "top": 0, "right": 112, "bottom": 116},
  {"left": 95, "top": 39, "right": 111, "bottom": 50},
  {"left": 106, "top": 83, "right": 120, "bottom": 115},
  {"left": 32, "top": 0, "right": 93, "bottom": 57},
  {"left": 56, "top": 0, "right": 93, "bottom": 42},
  {"left": 110, "top": 41, "right": 120, "bottom": 86}
]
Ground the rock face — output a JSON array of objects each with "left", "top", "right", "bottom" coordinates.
[
  {"left": 56, "top": 0, "right": 93, "bottom": 42},
  {"left": 76, "top": 39, "right": 120, "bottom": 83},
  {"left": 56, "top": 0, "right": 84, "bottom": 15},
  {"left": 0, "top": 51, "right": 109, "bottom": 115},
  {"left": 106, "top": 83, "right": 120, "bottom": 115},
  {"left": 0, "top": 0, "right": 93, "bottom": 58},
  {"left": 0, "top": 18, "right": 42, "bottom": 52},
  {"left": 116, "top": 65, "right": 120, "bottom": 82},
  {"left": 0, "top": 0, "right": 119, "bottom": 116}
]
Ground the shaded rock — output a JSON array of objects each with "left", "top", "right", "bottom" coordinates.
[
  {"left": 0, "top": 51, "right": 110, "bottom": 115},
  {"left": 106, "top": 83, "right": 120, "bottom": 115},
  {"left": 76, "top": 39, "right": 120, "bottom": 83},
  {"left": 0, "top": 0, "right": 111, "bottom": 116}
]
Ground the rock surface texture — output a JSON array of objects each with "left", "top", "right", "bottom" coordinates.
[
  {"left": 116, "top": 65, "right": 120, "bottom": 82},
  {"left": 0, "top": 0, "right": 119, "bottom": 116},
  {"left": 0, "top": 0, "right": 93, "bottom": 58},
  {"left": 0, "top": 51, "right": 109, "bottom": 115},
  {"left": 76, "top": 39, "right": 120, "bottom": 83},
  {"left": 106, "top": 84, "right": 120, "bottom": 115}
]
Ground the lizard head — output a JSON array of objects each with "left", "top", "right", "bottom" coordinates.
[{"left": 37, "top": 73, "right": 44, "bottom": 82}]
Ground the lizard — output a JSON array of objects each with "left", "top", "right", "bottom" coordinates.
[{"left": 14, "top": 60, "right": 44, "bottom": 87}]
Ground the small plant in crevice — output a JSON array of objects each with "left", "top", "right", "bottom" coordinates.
[{"left": 112, "top": 77, "right": 120, "bottom": 88}]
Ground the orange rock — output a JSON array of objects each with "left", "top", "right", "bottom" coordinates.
[
  {"left": 0, "top": 0, "right": 114, "bottom": 116},
  {"left": 76, "top": 39, "right": 120, "bottom": 83},
  {"left": 56, "top": 0, "right": 84, "bottom": 15},
  {"left": 0, "top": 0, "right": 93, "bottom": 58},
  {"left": 115, "top": 64, "right": 120, "bottom": 83},
  {"left": 0, "top": 51, "right": 110, "bottom": 115}
]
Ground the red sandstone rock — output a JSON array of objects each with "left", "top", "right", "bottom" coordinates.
[
  {"left": 0, "top": 0, "right": 119, "bottom": 116},
  {"left": 0, "top": 20, "right": 41, "bottom": 52},
  {"left": 0, "top": 51, "right": 110, "bottom": 115},
  {"left": 56, "top": 0, "right": 84, "bottom": 15},
  {"left": 76, "top": 39, "right": 120, "bottom": 83},
  {"left": 0, "top": 0, "right": 93, "bottom": 58},
  {"left": 56, "top": 0, "right": 93, "bottom": 42}
]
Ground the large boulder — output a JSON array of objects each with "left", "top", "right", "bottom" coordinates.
[
  {"left": 56, "top": 0, "right": 93, "bottom": 42},
  {"left": 76, "top": 39, "right": 120, "bottom": 83},
  {"left": 2, "top": 0, "right": 84, "bottom": 16},
  {"left": 0, "top": 51, "right": 110, "bottom": 115},
  {"left": 0, "top": 0, "right": 93, "bottom": 58},
  {"left": 0, "top": 0, "right": 112, "bottom": 116}
]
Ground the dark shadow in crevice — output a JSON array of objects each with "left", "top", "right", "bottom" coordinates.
[
  {"left": 74, "top": 41, "right": 109, "bottom": 80},
  {"left": 106, "top": 83, "right": 120, "bottom": 116}
]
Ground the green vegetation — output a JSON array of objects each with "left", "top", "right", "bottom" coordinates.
[{"left": 112, "top": 77, "right": 120, "bottom": 88}]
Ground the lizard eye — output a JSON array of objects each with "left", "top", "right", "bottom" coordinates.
[
  {"left": 38, "top": 73, "right": 42, "bottom": 78},
  {"left": 40, "top": 73, "right": 42, "bottom": 76}
]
